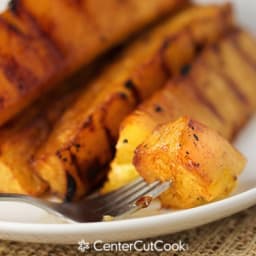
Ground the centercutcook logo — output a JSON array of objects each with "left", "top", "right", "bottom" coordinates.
[{"left": 78, "top": 239, "right": 188, "bottom": 252}]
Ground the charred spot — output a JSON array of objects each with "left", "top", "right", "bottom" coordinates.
[
  {"left": 82, "top": 115, "right": 94, "bottom": 131},
  {"left": 69, "top": 152, "right": 83, "bottom": 180},
  {"left": 84, "top": 160, "right": 110, "bottom": 193},
  {"left": 187, "top": 159, "right": 200, "bottom": 169},
  {"left": 154, "top": 105, "right": 163, "bottom": 113},
  {"left": 188, "top": 119, "right": 195, "bottom": 130},
  {"left": 124, "top": 79, "right": 140, "bottom": 103},
  {"left": 119, "top": 92, "right": 128, "bottom": 100},
  {"left": 124, "top": 79, "right": 136, "bottom": 90},
  {"left": 193, "top": 162, "right": 200, "bottom": 168},
  {"left": 100, "top": 104, "right": 117, "bottom": 152},
  {"left": 161, "top": 37, "right": 172, "bottom": 51},
  {"left": 100, "top": 114, "right": 115, "bottom": 150},
  {"left": 56, "top": 150, "right": 62, "bottom": 158},
  {"left": 233, "top": 175, "right": 237, "bottom": 181},
  {"left": 195, "top": 43, "right": 204, "bottom": 54},
  {"left": 103, "top": 125, "right": 116, "bottom": 150},
  {"left": 0, "top": 56, "right": 39, "bottom": 95},
  {"left": 74, "top": 143, "right": 81, "bottom": 152},
  {"left": 8, "top": 0, "right": 19, "bottom": 14},
  {"left": 86, "top": 160, "right": 103, "bottom": 181},
  {"left": 63, "top": 157, "right": 68, "bottom": 162},
  {"left": 193, "top": 134, "right": 199, "bottom": 141},
  {"left": 186, "top": 151, "right": 190, "bottom": 155},
  {"left": 65, "top": 173, "right": 77, "bottom": 202},
  {"left": 84, "top": 159, "right": 112, "bottom": 191},
  {"left": 123, "top": 138, "right": 128, "bottom": 144},
  {"left": 180, "top": 64, "right": 191, "bottom": 76}
]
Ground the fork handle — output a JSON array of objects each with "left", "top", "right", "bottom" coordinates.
[{"left": 0, "top": 193, "right": 64, "bottom": 219}]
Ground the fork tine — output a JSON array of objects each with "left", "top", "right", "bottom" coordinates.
[
  {"left": 102, "top": 181, "right": 170, "bottom": 216},
  {"left": 113, "top": 181, "right": 171, "bottom": 217},
  {"left": 86, "top": 177, "right": 144, "bottom": 202},
  {"left": 101, "top": 181, "right": 160, "bottom": 214},
  {"left": 99, "top": 177, "right": 145, "bottom": 200},
  {"left": 113, "top": 181, "right": 171, "bottom": 218},
  {"left": 94, "top": 179, "right": 149, "bottom": 211}
]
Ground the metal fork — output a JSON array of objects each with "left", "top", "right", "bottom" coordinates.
[{"left": 0, "top": 178, "right": 170, "bottom": 222}]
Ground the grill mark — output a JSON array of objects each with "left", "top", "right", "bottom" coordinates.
[
  {"left": 103, "top": 126, "right": 116, "bottom": 153},
  {"left": 65, "top": 172, "right": 77, "bottom": 202},
  {"left": 85, "top": 159, "right": 108, "bottom": 185},
  {"left": 0, "top": 16, "right": 62, "bottom": 72},
  {"left": 230, "top": 32, "right": 256, "bottom": 70},
  {"left": 214, "top": 69, "right": 249, "bottom": 106},
  {"left": 180, "top": 64, "right": 192, "bottom": 76},
  {"left": 200, "top": 54, "right": 250, "bottom": 106},
  {"left": 82, "top": 115, "right": 94, "bottom": 131},
  {"left": 221, "top": 3, "right": 233, "bottom": 23},
  {"left": 0, "top": 56, "right": 40, "bottom": 95},
  {"left": 124, "top": 79, "right": 141, "bottom": 104},
  {"left": 189, "top": 78, "right": 225, "bottom": 122},
  {"left": 64, "top": 0, "right": 104, "bottom": 41},
  {"left": 100, "top": 101, "right": 118, "bottom": 154},
  {"left": 69, "top": 151, "right": 83, "bottom": 180},
  {"left": 98, "top": 91, "right": 134, "bottom": 159},
  {"left": 159, "top": 24, "right": 209, "bottom": 78},
  {"left": 85, "top": 159, "right": 102, "bottom": 181},
  {"left": 0, "top": 17, "right": 28, "bottom": 40},
  {"left": 15, "top": 2, "right": 64, "bottom": 60},
  {"left": 0, "top": 97, "right": 5, "bottom": 109},
  {"left": 159, "top": 37, "right": 173, "bottom": 77}
]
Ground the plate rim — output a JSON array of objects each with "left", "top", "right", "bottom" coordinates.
[{"left": 0, "top": 187, "right": 255, "bottom": 243}]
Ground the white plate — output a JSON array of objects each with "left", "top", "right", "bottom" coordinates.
[{"left": 0, "top": 0, "right": 256, "bottom": 245}]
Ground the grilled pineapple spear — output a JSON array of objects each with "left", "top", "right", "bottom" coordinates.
[
  {"left": 33, "top": 4, "right": 234, "bottom": 200},
  {"left": 0, "top": 69, "right": 92, "bottom": 196},
  {"left": 0, "top": 91, "right": 74, "bottom": 196},
  {"left": 102, "top": 29, "right": 256, "bottom": 194},
  {"left": 0, "top": 0, "right": 184, "bottom": 125},
  {"left": 133, "top": 117, "right": 246, "bottom": 209}
]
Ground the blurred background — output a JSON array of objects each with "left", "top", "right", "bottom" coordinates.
[
  {"left": 0, "top": 0, "right": 254, "bottom": 32},
  {"left": 196, "top": 0, "right": 255, "bottom": 31}
]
